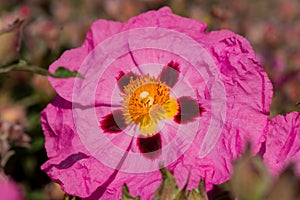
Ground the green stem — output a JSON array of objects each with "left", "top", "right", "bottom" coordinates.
[
  {"left": 0, "top": 60, "right": 83, "bottom": 78},
  {"left": 0, "top": 60, "right": 55, "bottom": 77}
]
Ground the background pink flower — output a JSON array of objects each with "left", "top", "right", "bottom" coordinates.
[
  {"left": 0, "top": 175, "right": 24, "bottom": 200},
  {"left": 41, "top": 7, "right": 273, "bottom": 199},
  {"left": 263, "top": 112, "right": 300, "bottom": 175}
]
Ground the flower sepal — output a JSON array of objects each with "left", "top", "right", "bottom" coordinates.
[
  {"left": 152, "top": 168, "right": 208, "bottom": 200},
  {"left": 122, "top": 184, "right": 140, "bottom": 200}
]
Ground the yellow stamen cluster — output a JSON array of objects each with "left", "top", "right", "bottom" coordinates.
[{"left": 122, "top": 74, "right": 178, "bottom": 135}]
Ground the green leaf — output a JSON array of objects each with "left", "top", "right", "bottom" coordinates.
[
  {"left": 29, "top": 137, "right": 44, "bottom": 153},
  {"left": 122, "top": 184, "right": 140, "bottom": 200},
  {"left": 53, "top": 66, "right": 84, "bottom": 78},
  {"left": 26, "top": 189, "right": 45, "bottom": 200}
]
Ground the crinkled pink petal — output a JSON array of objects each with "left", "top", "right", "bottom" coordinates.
[
  {"left": 42, "top": 7, "right": 273, "bottom": 199},
  {"left": 196, "top": 31, "right": 273, "bottom": 184},
  {"left": 48, "top": 7, "right": 206, "bottom": 102},
  {"left": 170, "top": 29, "right": 272, "bottom": 187},
  {"left": 48, "top": 21, "right": 123, "bottom": 102},
  {"left": 41, "top": 96, "right": 163, "bottom": 199},
  {"left": 263, "top": 112, "right": 300, "bottom": 175}
]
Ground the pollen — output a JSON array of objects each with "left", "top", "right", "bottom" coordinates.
[
  {"left": 122, "top": 74, "right": 178, "bottom": 135},
  {"left": 140, "top": 91, "right": 149, "bottom": 99}
]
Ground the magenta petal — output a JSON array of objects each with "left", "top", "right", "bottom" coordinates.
[
  {"left": 100, "top": 110, "right": 127, "bottom": 133},
  {"left": 48, "top": 20, "right": 123, "bottom": 102},
  {"left": 137, "top": 133, "right": 162, "bottom": 159},
  {"left": 43, "top": 152, "right": 89, "bottom": 170},
  {"left": 123, "top": 7, "right": 207, "bottom": 38},
  {"left": 263, "top": 112, "right": 300, "bottom": 175}
]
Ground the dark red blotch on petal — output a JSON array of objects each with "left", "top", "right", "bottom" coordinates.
[
  {"left": 100, "top": 110, "right": 127, "bottom": 133},
  {"left": 174, "top": 96, "right": 204, "bottom": 124},
  {"left": 159, "top": 61, "right": 180, "bottom": 88},
  {"left": 137, "top": 133, "right": 162, "bottom": 159},
  {"left": 116, "top": 71, "right": 138, "bottom": 93}
]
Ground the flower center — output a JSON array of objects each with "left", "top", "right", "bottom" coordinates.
[{"left": 122, "top": 74, "right": 178, "bottom": 136}]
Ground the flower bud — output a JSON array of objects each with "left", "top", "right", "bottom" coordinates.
[
  {"left": 153, "top": 167, "right": 179, "bottom": 200},
  {"left": 231, "top": 144, "right": 272, "bottom": 200},
  {"left": 266, "top": 164, "right": 300, "bottom": 200},
  {"left": 0, "top": 20, "right": 23, "bottom": 67}
]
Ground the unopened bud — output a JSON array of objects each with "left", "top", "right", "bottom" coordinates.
[
  {"left": 266, "top": 164, "right": 300, "bottom": 200},
  {"left": 0, "top": 20, "right": 23, "bottom": 67},
  {"left": 153, "top": 167, "right": 179, "bottom": 200},
  {"left": 231, "top": 144, "right": 272, "bottom": 200}
]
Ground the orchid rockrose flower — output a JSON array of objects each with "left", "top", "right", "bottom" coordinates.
[
  {"left": 0, "top": 173, "right": 24, "bottom": 200},
  {"left": 41, "top": 7, "right": 273, "bottom": 199},
  {"left": 263, "top": 112, "right": 300, "bottom": 176}
]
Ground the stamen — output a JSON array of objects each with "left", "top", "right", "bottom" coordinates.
[
  {"left": 140, "top": 91, "right": 149, "bottom": 99},
  {"left": 122, "top": 74, "right": 178, "bottom": 136}
]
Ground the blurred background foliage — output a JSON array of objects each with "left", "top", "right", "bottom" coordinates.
[{"left": 0, "top": 0, "right": 299, "bottom": 199}]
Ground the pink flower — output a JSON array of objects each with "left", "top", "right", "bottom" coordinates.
[
  {"left": 263, "top": 112, "right": 300, "bottom": 175},
  {"left": 0, "top": 175, "right": 24, "bottom": 200},
  {"left": 41, "top": 7, "right": 273, "bottom": 199}
]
